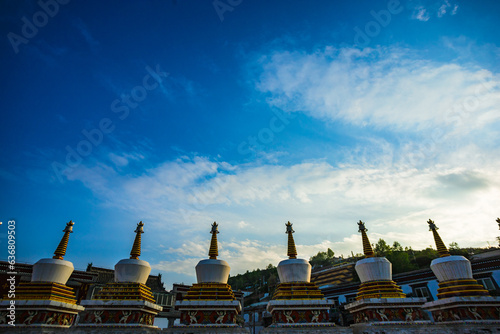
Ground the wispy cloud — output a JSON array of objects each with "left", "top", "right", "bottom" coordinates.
[
  {"left": 255, "top": 47, "right": 500, "bottom": 137},
  {"left": 62, "top": 150, "right": 500, "bottom": 283},
  {"left": 414, "top": 7, "right": 430, "bottom": 21},
  {"left": 410, "top": 0, "right": 459, "bottom": 21}
]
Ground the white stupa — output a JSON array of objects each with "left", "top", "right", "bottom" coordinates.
[
  {"left": 422, "top": 219, "right": 500, "bottom": 324},
  {"left": 276, "top": 221, "right": 311, "bottom": 284},
  {"left": 0, "top": 221, "right": 84, "bottom": 328},
  {"left": 32, "top": 221, "right": 75, "bottom": 285},
  {"left": 78, "top": 221, "right": 162, "bottom": 328},
  {"left": 195, "top": 222, "right": 231, "bottom": 284},
  {"left": 426, "top": 219, "right": 489, "bottom": 299},
  {"left": 266, "top": 221, "right": 333, "bottom": 326},
  {"left": 353, "top": 220, "right": 405, "bottom": 300},
  {"left": 175, "top": 222, "right": 242, "bottom": 327},
  {"left": 115, "top": 221, "right": 151, "bottom": 284},
  {"left": 345, "top": 220, "right": 429, "bottom": 325}
]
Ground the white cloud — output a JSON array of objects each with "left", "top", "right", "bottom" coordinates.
[
  {"left": 64, "top": 153, "right": 500, "bottom": 286},
  {"left": 409, "top": 1, "right": 459, "bottom": 20},
  {"left": 108, "top": 152, "right": 144, "bottom": 167},
  {"left": 238, "top": 221, "right": 249, "bottom": 228},
  {"left": 415, "top": 7, "right": 430, "bottom": 21},
  {"left": 437, "top": 0, "right": 451, "bottom": 17},
  {"left": 256, "top": 47, "right": 500, "bottom": 134}
]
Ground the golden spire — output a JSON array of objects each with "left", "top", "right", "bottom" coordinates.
[
  {"left": 285, "top": 221, "right": 297, "bottom": 259},
  {"left": 130, "top": 221, "right": 144, "bottom": 260},
  {"left": 209, "top": 222, "right": 219, "bottom": 259},
  {"left": 427, "top": 219, "right": 450, "bottom": 257},
  {"left": 53, "top": 221, "right": 74, "bottom": 260},
  {"left": 357, "top": 220, "right": 374, "bottom": 258}
]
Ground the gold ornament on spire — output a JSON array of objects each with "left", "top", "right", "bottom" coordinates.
[
  {"left": 208, "top": 222, "right": 219, "bottom": 259},
  {"left": 130, "top": 221, "right": 144, "bottom": 260},
  {"left": 427, "top": 219, "right": 450, "bottom": 257},
  {"left": 53, "top": 221, "right": 74, "bottom": 260},
  {"left": 285, "top": 221, "right": 297, "bottom": 259},
  {"left": 357, "top": 220, "right": 374, "bottom": 258}
]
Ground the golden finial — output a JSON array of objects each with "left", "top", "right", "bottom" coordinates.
[
  {"left": 208, "top": 222, "right": 219, "bottom": 259},
  {"left": 285, "top": 221, "right": 297, "bottom": 259},
  {"left": 357, "top": 220, "right": 374, "bottom": 258},
  {"left": 130, "top": 221, "right": 144, "bottom": 260},
  {"left": 427, "top": 219, "right": 450, "bottom": 257},
  {"left": 53, "top": 221, "right": 74, "bottom": 260}
]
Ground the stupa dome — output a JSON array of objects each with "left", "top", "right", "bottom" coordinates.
[
  {"left": 194, "top": 222, "right": 231, "bottom": 283},
  {"left": 114, "top": 221, "right": 152, "bottom": 284},
  {"left": 276, "top": 221, "right": 312, "bottom": 283},
  {"left": 352, "top": 220, "right": 405, "bottom": 299},
  {"left": 31, "top": 221, "right": 75, "bottom": 284},
  {"left": 430, "top": 255, "right": 472, "bottom": 282}
]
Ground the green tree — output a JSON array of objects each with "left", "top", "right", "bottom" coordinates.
[
  {"left": 449, "top": 243, "right": 469, "bottom": 257},
  {"left": 414, "top": 247, "right": 439, "bottom": 268},
  {"left": 374, "top": 239, "right": 391, "bottom": 256},
  {"left": 374, "top": 239, "right": 417, "bottom": 273},
  {"left": 309, "top": 248, "right": 335, "bottom": 267},
  {"left": 392, "top": 241, "right": 403, "bottom": 252},
  {"left": 386, "top": 251, "right": 417, "bottom": 274}
]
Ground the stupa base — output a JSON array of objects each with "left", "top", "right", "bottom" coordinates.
[
  {"left": 345, "top": 297, "right": 430, "bottom": 324},
  {"left": 176, "top": 300, "right": 242, "bottom": 326},
  {"left": 91, "top": 282, "right": 156, "bottom": 303},
  {"left": 0, "top": 299, "right": 84, "bottom": 328},
  {"left": 356, "top": 280, "right": 406, "bottom": 300},
  {"left": 267, "top": 299, "right": 333, "bottom": 325},
  {"left": 423, "top": 295, "right": 500, "bottom": 323},
  {"left": 77, "top": 299, "right": 162, "bottom": 328},
  {"left": 272, "top": 282, "right": 325, "bottom": 300}
]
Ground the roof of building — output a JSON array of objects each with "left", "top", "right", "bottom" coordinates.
[{"left": 471, "top": 249, "right": 500, "bottom": 260}]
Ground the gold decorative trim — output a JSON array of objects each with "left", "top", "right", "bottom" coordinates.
[
  {"left": 357, "top": 220, "right": 374, "bottom": 258},
  {"left": 285, "top": 221, "right": 297, "bottom": 259},
  {"left": 53, "top": 221, "right": 74, "bottom": 260},
  {"left": 427, "top": 219, "right": 450, "bottom": 257},
  {"left": 130, "top": 221, "right": 144, "bottom": 260},
  {"left": 184, "top": 283, "right": 236, "bottom": 301},
  {"left": 209, "top": 222, "right": 219, "bottom": 259},
  {"left": 272, "top": 282, "right": 324, "bottom": 300},
  {"left": 93, "top": 282, "right": 156, "bottom": 303},
  {"left": 13, "top": 282, "right": 77, "bottom": 304},
  {"left": 356, "top": 280, "right": 406, "bottom": 300}
]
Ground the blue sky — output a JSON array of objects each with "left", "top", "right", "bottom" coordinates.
[{"left": 1, "top": 0, "right": 500, "bottom": 289}]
